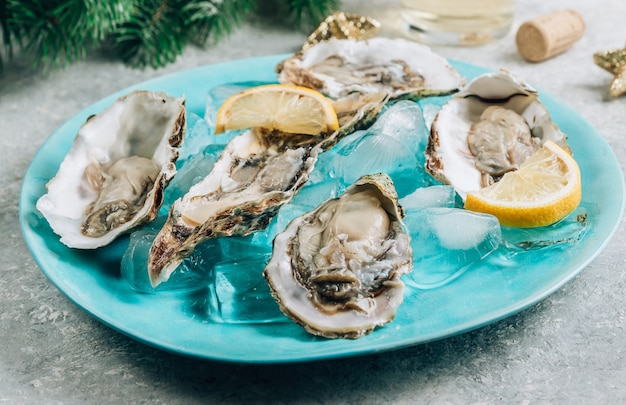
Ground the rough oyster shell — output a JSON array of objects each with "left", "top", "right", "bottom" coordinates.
[
  {"left": 276, "top": 37, "right": 465, "bottom": 100},
  {"left": 36, "top": 90, "right": 186, "bottom": 248},
  {"left": 425, "top": 70, "right": 570, "bottom": 199},
  {"left": 148, "top": 92, "right": 388, "bottom": 287},
  {"left": 263, "top": 173, "right": 413, "bottom": 339}
]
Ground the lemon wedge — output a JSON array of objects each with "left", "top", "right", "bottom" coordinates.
[
  {"left": 464, "top": 140, "right": 582, "bottom": 228},
  {"left": 214, "top": 84, "right": 339, "bottom": 135}
]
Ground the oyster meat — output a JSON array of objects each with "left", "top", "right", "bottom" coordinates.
[
  {"left": 276, "top": 37, "right": 465, "bottom": 100},
  {"left": 425, "top": 70, "right": 570, "bottom": 199},
  {"left": 36, "top": 90, "right": 186, "bottom": 248},
  {"left": 263, "top": 173, "right": 413, "bottom": 339},
  {"left": 148, "top": 92, "right": 388, "bottom": 286}
]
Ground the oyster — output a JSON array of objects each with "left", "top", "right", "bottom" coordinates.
[
  {"left": 425, "top": 70, "right": 570, "bottom": 199},
  {"left": 148, "top": 92, "right": 388, "bottom": 286},
  {"left": 276, "top": 37, "right": 465, "bottom": 100},
  {"left": 263, "top": 173, "right": 412, "bottom": 339},
  {"left": 36, "top": 90, "right": 186, "bottom": 249}
]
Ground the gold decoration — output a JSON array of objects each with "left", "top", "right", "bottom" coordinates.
[
  {"left": 593, "top": 46, "right": 626, "bottom": 97},
  {"left": 302, "top": 12, "right": 381, "bottom": 51}
]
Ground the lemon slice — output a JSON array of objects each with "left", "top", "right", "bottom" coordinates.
[
  {"left": 464, "top": 140, "right": 582, "bottom": 228},
  {"left": 214, "top": 84, "right": 339, "bottom": 135}
]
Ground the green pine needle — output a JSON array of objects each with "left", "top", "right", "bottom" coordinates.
[
  {"left": 5, "top": 0, "right": 133, "bottom": 68},
  {"left": 112, "top": 0, "right": 187, "bottom": 69},
  {"left": 1, "top": 0, "right": 11, "bottom": 69},
  {"left": 286, "top": 0, "right": 340, "bottom": 27},
  {"left": 0, "top": 0, "right": 341, "bottom": 72},
  {"left": 113, "top": 0, "right": 258, "bottom": 68},
  {"left": 184, "top": 0, "right": 256, "bottom": 46}
]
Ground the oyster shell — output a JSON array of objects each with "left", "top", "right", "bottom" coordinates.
[
  {"left": 148, "top": 92, "right": 388, "bottom": 286},
  {"left": 263, "top": 173, "right": 413, "bottom": 339},
  {"left": 276, "top": 37, "right": 465, "bottom": 100},
  {"left": 36, "top": 90, "right": 186, "bottom": 249},
  {"left": 425, "top": 70, "right": 570, "bottom": 199}
]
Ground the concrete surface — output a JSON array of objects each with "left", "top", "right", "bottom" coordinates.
[{"left": 1, "top": 0, "right": 625, "bottom": 403}]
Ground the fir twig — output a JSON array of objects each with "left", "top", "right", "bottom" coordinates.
[
  {"left": 0, "top": 0, "right": 340, "bottom": 72},
  {"left": 113, "top": 0, "right": 258, "bottom": 68},
  {"left": 5, "top": 0, "right": 132, "bottom": 69},
  {"left": 0, "top": 0, "right": 12, "bottom": 69},
  {"left": 184, "top": 0, "right": 257, "bottom": 46},
  {"left": 112, "top": 0, "right": 188, "bottom": 69},
  {"left": 286, "top": 0, "right": 340, "bottom": 27}
]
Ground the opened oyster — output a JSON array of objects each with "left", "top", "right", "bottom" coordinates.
[
  {"left": 148, "top": 92, "right": 388, "bottom": 286},
  {"left": 425, "top": 70, "right": 570, "bottom": 199},
  {"left": 276, "top": 37, "right": 465, "bottom": 100},
  {"left": 264, "top": 173, "right": 413, "bottom": 339},
  {"left": 36, "top": 90, "right": 186, "bottom": 249}
]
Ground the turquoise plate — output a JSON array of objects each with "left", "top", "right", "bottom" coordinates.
[{"left": 19, "top": 55, "right": 625, "bottom": 363}]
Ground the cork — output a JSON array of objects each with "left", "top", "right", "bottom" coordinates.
[{"left": 516, "top": 9, "right": 585, "bottom": 62}]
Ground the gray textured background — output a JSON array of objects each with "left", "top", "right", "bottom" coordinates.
[{"left": 2, "top": 0, "right": 625, "bottom": 403}]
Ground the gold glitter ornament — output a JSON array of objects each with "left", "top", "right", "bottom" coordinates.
[
  {"left": 593, "top": 46, "right": 626, "bottom": 97},
  {"left": 302, "top": 12, "right": 381, "bottom": 50}
]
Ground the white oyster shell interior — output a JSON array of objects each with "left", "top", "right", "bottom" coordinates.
[
  {"left": 277, "top": 37, "right": 465, "bottom": 100},
  {"left": 180, "top": 132, "right": 309, "bottom": 227},
  {"left": 426, "top": 70, "right": 569, "bottom": 199},
  {"left": 263, "top": 173, "right": 413, "bottom": 339},
  {"left": 147, "top": 127, "right": 324, "bottom": 286},
  {"left": 147, "top": 93, "right": 389, "bottom": 287},
  {"left": 36, "top": 90, "right": 185, "bottom": 249}
]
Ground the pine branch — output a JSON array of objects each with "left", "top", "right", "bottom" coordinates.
[
  {"left": 184, "top": 0, "right": 257, "bottom": 46},
  {"left": 6, "top": 0, "right": 133, "bottom": 68},
  {"left": 112, "top": 0, "right": 188, "bottom": 69},
  {"left": 286, "top": 0, "right": 340, "bottom": 28},
  {"left": 112, "top": 0, "right": 258, "bottom": 68},
  {"left": 6, "top": 0, "right": 72, "bottom": 67},
  {"left": 0, "top": 0, "right": 341, "bottom": 72},
  {"left": 57, "top": 0, "right": 134, "bottom": 42},
  {"left": 0, "top": 0, "right": 12, "bottom": 69}
]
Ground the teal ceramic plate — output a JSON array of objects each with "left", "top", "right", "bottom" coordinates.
[{"left": 19, "top": 55, "right": 625, "bottom": 363}]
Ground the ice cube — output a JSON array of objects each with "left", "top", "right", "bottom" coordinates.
[
  {"left": 219, "top": 234, "right": 272, "bottom": 260},
  {"left": 272, "top": 201, "right": 309, "bottom": 231},
  {"left": 400, "top": 185, "right": 457, "bottom": 209},
  {"left": 177, "top": 113, "right": 211, "bottom": 161},
  {"left": 429, "top": 209, "right": 500, "bottom": 250},
  {"left": 331, "top": 101, "right": 431, "bottom": 197},
  {"left": 162, "top": 150, "right": 222, "bottom": 211},
  {"left": 308, "top": 148, "right": 339, "bottom": 186},
  {"left": 246, "top": 201, "right": 308, "bottom": 248},
  {"left": 245, "top": 220, "right": 280, "bottom": 250},
  {"left": 501, "top": 207, "right": 589, "bottom": 250},
  {"left": 418, "top": 97, "right": 450, "bottom": 129},
  {"left": 290, "top": 181, "right": 344, "bottom": 210},
  {"left": 121, "top": 217, "right": 220, "bottom": 293},
  {"left": 403, "top": 208, "right": 502, "bottom": 289},
  {"left": 206, "top": 254, "right": 288, "bottom": 323}
]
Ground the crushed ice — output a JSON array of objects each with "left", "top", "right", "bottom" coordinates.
[{"left": 119, "top": 85, "right": 589, "bottom": 323}]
